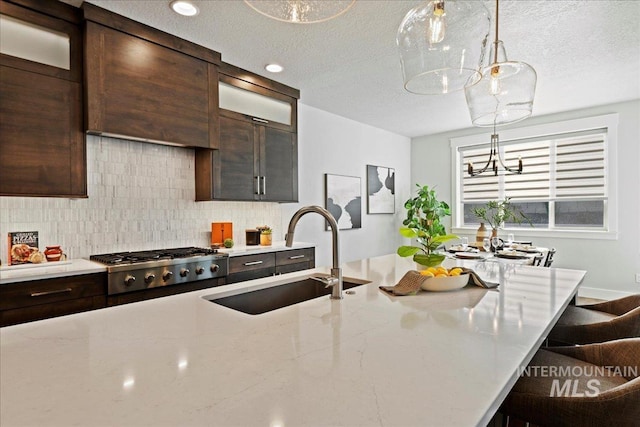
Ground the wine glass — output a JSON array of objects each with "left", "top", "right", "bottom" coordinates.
[
  {"left": 507, "top": 233, "right": 515, "bottom": 246},
  {"left": 491, "top": 236, "right": 501, "bottom": 252},
  {"left": 482, "top": 238, "right": 491, "bottom": 252},
  {"left": 461, "top": 237, "right": 469, "bottom": 251}
]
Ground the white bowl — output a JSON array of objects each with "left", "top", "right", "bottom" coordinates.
[{"left": 420, "top": 273, "right": 469, "bottom": 292}]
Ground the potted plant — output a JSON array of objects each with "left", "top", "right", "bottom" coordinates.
[
  {"left": 472, "top": 198, "right": 531, "bottom": 238},
  {"left": 397, "top": 184, "right": 458, "bottom": 267},
  {"left": 257, "top": 225, "right": 272, "bottom": 246}
]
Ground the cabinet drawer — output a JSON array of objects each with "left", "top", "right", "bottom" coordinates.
[
  {"left": 1, "top": 296, "right": 105, "bottom": 327},
  {"left": 226, "top": 268, "right": 275, "bottom": 285},
  {"left": 0, "top": 273, "right": 106, "bottom": 311},
  {"left": 228, "top": 253, "right": 276, "bottom": 274},
  {"left": 276, "top": 248, "right": 314, "bottom": 266},
  {"left": 276, "top": 262, "right": 313, "bottom": 275}
]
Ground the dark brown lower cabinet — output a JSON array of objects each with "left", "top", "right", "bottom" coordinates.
[
  {"left": 226, "top": 248, "right": 315, "bottom": 284},
  {"left": 0, "top": 273, "right": 106, "bottom": 327}
]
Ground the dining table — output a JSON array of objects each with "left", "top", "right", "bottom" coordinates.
[{"left": 446, "top": 244, "right": 549, "bottom": 266}]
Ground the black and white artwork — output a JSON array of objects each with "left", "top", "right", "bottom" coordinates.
[
  {"left": 325, "top": 174, "right": 361, "bottom": 230},
  {"left": 367, "top": 165, "right": 395, "bottom": 214}
]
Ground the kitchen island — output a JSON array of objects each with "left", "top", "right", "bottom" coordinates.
[{"left": 0, "top": 254, "right": 585, "bottom": 426}]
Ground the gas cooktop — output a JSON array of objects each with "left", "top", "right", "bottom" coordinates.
[
  {"left": 90, "top": 247, "right": 223, "bottom": 266},
  {"left": 90, "top": 247, "right": 228, "bottom": 295}
]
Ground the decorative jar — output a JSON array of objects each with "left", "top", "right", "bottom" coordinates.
[{"left": 44, "top": 246, "right": 64, "bottom": 262}]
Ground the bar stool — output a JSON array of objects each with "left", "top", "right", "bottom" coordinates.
[
  {"left": 548, "top": 294, "right": 640, "bottom": 345},
  {"left": 500, "top": 338, "right": 640, "bottom": 426}
]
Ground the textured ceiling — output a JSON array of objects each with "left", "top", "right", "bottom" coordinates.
[{"left": 79, "top": 0, "right": 640, "bottom": 138}]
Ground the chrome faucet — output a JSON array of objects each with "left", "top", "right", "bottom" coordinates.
[{"left": 286, "top": 205, "right": 343, "bottom": 300}]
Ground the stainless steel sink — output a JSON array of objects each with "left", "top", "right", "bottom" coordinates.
[{"left": 204, "top": 275, "right": 371, "bottom": 315}]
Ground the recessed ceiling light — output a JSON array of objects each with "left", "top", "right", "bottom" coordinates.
[
  {"left": 170, "top": 1, "right": 199, "bottom": 17},
  {"left": 265, "top": 63, "right": 284, "bottom": 73}
]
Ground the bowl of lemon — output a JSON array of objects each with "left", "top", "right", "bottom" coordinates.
[{"left": 419, "top": 266, "right": 469, "bottom": 292}]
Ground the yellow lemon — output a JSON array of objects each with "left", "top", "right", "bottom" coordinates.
[
  {"left": 449, "top": 267, "right": 463, "bottom": 276},
  {"left": 420, "top": 270, "right": 435, "bottom": 277},
  {"left": 435, "top": 273, "right": 448, "bottom": 278},
  {"left": 436, "top": 266, "right": 448, "bottom": 275},
  {"left": 426, "top": 267, "right": 438, "bottom": 275}
]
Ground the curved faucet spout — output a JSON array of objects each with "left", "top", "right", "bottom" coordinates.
[{"left": 286, "top": 205, "right": 342, "bottom": 299}]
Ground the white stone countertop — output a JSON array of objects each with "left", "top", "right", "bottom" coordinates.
[
  {"left": 218, "top": 241, "right": 315, "bottom": 256},
  {"left": 0, "top": 242, "right": 314, "bottom": 285},
  {"left": 0, "top": 254, "right": 585, "bottom": 426},
  {"left": 0, "top": 259, "right": 106, "bottom": 285}
]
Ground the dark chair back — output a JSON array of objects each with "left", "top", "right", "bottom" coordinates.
[
  {"left": 544, "top": 248, "right": 556, "bottom": 267},
  {"left": 532, "top": 253, "right": 544, "bottom": 266}
]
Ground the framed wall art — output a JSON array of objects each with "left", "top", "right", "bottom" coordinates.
[
  {"left": 366, "top": 165, "right": 395, "bottom": 214},
  {"left": 324, "top": 174, "right": 361, "bottom": 230}
]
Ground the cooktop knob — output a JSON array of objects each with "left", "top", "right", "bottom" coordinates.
[
  {"left": 144, "top": 273, "right": 156, "bottom": 284},
  {"left": 210, "top": 263, "right": 219, "bottom": 273},
  {"left": 195, "top": 266, "right": 205, "bottom": 275},
  {"left": 124, "top": 275, "right": 136, "bottom": 287},
  {"left": 162, "top": 271, "right": 174, "bottom": 281},
  {"left": 180, "top": 268, "right": 190, "bottom": 277}
]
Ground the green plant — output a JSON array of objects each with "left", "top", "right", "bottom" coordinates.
[
  {"left": 472, "top": 198, "right": 531, "bottom": 230},
  {"left": 223, "top": 238, "right": 234, "bottom": 248},
  {"left": 257, "top": 225, "right": 272, "bottom": 235},
  {"left": 397, "top": 184, "right": 458, "bottom": 267}
]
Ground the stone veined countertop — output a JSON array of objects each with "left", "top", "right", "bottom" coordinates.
[
  {"left": 0, "top": 254, "right": 585, "bottom": 426},
  {"left": 0, "top": 259, "right": 106, "bottom": 285}
]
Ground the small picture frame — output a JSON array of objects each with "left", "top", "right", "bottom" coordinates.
[
  {"left": 325, "top": 174, "right": 361, "bottom": 230},
  {"left": 366, "top": 165, "right": 395, "bottom": 214}
]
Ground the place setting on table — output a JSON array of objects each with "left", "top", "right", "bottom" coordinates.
[
  {"left": 446, "top": 235, "right": 546, "bottom": 265},
  {"left": 446, "top": 237, "right": 486, "bottom": 260}
]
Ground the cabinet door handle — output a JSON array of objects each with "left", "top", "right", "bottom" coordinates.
[
  {"left": 254, "top": 176, "right": 260, "bottom": 195},
  {"left": 261, "top": 176, "right": 266, "bottom": 195},
  {"left": 30, "top": 288, "right": 72, "bottom": 297},
  {"left": 288, "top": 255, "right": 305, "bottom": 260},
  {"left": 244, "top": 260, "right": 264, "bottom": 266},
  {"left": 252, "top": 117, "right": 269, "bottom": 124}
]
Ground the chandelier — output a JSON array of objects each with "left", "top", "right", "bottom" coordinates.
[
  {"left": 397, "top": 1, "right": 490, "bottom": 95},
  {"left": 467, "top": 124, "right": 522, "bottom": 176},
  {"left": 465, "top": 0, "right": 537, "bottom": 127},
  {"left": 244, "top": 0, "right": 356, "bottom": 24}
]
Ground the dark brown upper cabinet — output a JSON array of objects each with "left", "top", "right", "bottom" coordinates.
[
  {"left": 0, "top": 0, "right": 86, "bottom": 197},
  {"left": 82, "top": 3, "right": 221, "bottom": 149},
  {"left": 195, "top": 64, "right": 299, "bottom": 202}
]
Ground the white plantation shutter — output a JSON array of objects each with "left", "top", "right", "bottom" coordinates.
[
  {"left": 460, "top": 139, "right": 551, "bottom": 202},
  {"left": 460, "top": 129, "right": 607, "bottom": 204},
  {"left": 457, "top": 128, "right": 608, "bottom": 227},
  {"left": 461, "top": 144, "right": 499, "bottom": 201},
  {"left": 554, "top": 133, "right": 606, "bottom": 199},
  {"left": 453, "top": 114, "right": 617, "bottom": 232},
  {"left": 503, "top": 141, "right": 550, "bottom": 200}
]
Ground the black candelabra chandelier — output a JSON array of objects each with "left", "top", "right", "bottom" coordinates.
[{"left": 467, "top": 124, "right": 523, "bottom": 177}]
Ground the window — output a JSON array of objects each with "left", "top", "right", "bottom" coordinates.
[{"left": 450, "top": 114, "right": 618, "bottom": 239}]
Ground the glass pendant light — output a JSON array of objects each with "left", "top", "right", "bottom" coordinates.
[
  {"left": 397, "top": 1, "right": 491, "bottom": 95},
  {"left": 465, "top": 0, "right": 537, "bottom": 126},
  {"left": 244, "top": 1, "right": 355, "bottom": 24}
]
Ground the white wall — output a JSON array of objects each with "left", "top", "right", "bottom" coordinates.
[
  {"left": 280, "top": 103, "right": 411, "bottom": 268},
  {"left": 411, "top": 100, "right": 640, "bottom": 299},
  {"left": 0, "top": 105, "right": 410, "bottom": 270}
]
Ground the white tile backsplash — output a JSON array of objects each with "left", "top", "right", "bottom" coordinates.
[{"left": 0, "top": 135, "right": 282, "bottom": 262}]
